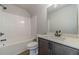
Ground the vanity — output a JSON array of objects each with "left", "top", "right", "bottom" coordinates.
[
  {"left": 38, "top": 34, "right": 79, "bottom": 55},
  {"left": 37, "top": 4, "right": 79, "bottom": 55}
]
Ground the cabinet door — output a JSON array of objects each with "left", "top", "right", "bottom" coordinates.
[
  {"left": 61, "top": 45, "right": 79, "bottom": 55},
  {"left": 38, "top": 38, "right": 49, "bottom": 55},
  {"left": 51, "top": 42, "right": 79, "bottom": 55},
  {"left": 52, "top": 42, "right": 65, "bottom": 55}
]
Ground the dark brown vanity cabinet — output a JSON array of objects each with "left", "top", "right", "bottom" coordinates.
[
  {"left": 38, "top": 37, "right": 50, "bottom": 55},
  {"left": 51, "top": 42, "right": 79, "bottom": 55},
  {"left": 38, "top": 37, "right": 79, "bottom": 55}
]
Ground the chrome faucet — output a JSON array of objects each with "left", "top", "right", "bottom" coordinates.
[
  {"left": 0, "top": 32, "right": 7, "bottom": 42},
  {"left": 54, "top": 30, "right": 62, "bottom": 37}
]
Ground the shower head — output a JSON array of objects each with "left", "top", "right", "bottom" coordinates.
[
  {"left": 0, "top": 4, "right": 7, "bottom": 10},
  {"left": 3, "top": 7, "right": 7, "bottom": 9}
]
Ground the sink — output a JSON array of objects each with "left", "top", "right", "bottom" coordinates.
[{"left": 42, "top": 34, "right": 65, "bottom": 40}]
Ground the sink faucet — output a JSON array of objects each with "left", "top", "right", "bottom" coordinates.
[{"left": 54, "top": 30, "right": 62, "bottom": 37}]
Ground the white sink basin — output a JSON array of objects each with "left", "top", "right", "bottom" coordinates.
[{"left": 42, "top": 34, "right": 65, "bottom": 40}]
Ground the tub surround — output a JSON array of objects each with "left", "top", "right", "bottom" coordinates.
[
  {"left": 0, "top": 37, "right": 34, "bottom": 55},
  {"left": 38, "top": 33, "right": 79, "bottom": 50},
  {"left": 0, "top": 4, "right": 34, "bottom": 55}
]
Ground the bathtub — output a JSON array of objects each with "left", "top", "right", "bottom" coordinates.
[{"left": 0, "top": 38, "right": 33, "bottom": 55}]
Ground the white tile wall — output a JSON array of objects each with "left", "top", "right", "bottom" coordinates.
[{"left": 0, "top": 10, "right": 31, "bottom": 44}]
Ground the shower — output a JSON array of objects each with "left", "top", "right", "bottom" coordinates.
[{"left": 0, "top": 4, "right": 7, "bottom": 9}]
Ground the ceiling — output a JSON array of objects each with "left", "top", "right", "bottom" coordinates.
[
  {"left": 47, "top": 4, "right": 71, "bottom": 14},
  {"left": 16, "top": 4, "right": 48, "bottom": 16},
  {"left": 15, "top": 4, "right": 71, "bottom": 16}
]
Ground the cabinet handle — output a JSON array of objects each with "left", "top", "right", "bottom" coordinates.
[{"left": 48, "top": 42, "right": 52, "bottom": 49}]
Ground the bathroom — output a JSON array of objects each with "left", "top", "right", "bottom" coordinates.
[{"left": 0, "top": 4, "right": 79, "bottom": 55}]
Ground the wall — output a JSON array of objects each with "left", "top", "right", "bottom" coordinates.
[
  {"left": 31, "top": 16, "right": 37, "bottom": 38},
  {"left": 36, "top": 6, "right": 48, "bottom": 34},
  {"left": 0, "top": 4, "right": 32, "bottom": 45},
  {"left": 48, "top": 5, "right": 78, "bottom": 34},
  {"left": 77, "top": 4, "right": 79, "bottom": 35}
]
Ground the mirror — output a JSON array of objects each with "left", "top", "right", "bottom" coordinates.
[{"left": 47, "top": 4, "right": 78, "bottom": 34}]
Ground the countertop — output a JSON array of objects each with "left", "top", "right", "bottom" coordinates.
[{"left": 38, "top": 34, "right": 79, "bottom": 50}]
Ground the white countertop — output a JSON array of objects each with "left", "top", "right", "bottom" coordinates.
[{"left": 38, "top": 34, "right": 79, "bottom": 50}]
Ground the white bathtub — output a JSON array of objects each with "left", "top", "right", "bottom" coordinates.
[{"left": 0, "top": 38, "right": 33, "bottom": 55}]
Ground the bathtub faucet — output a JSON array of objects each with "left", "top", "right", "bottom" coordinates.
[{"left": 0, "top": 39, "right": 6, "bottom": 42}]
